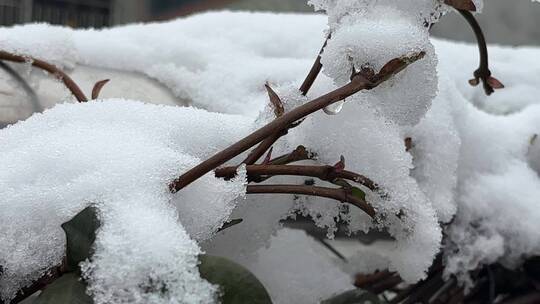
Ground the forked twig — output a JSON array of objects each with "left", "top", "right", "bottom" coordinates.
[
  {"left": 169, "top": 52, "right": 425, "bottom": 192},
  {"left": 215, "top": 164, "right": 379, "bottom": 192},
  {"left": 457, "top": 10, "right": 504, "bottom": 95}
]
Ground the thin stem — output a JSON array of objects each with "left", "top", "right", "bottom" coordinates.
[
  {"left": 169, "top": 53, "right": 424, "bottom": 192},
  {"left": 243, "top": 36, "right": 330, "bottom": 166},
  {"left": 169, "top": 75, "right": 371, "bottom": 192},
  {"left": 458, "top": 10, "right": 503, "bottom": 95},
  {"left": 0, "top": 51, "right": 88, "bottom": 102},
  {"left": 299, "top": 35, "right": 330, "bottom": 96},
  {"left": 268, "top": 145, "right": 313, "bottom": 165},
  {"left": 458, "top": 10, "right": 488, "bottom": 72},
  {"left": 246, "top": 184, "right": 376, "bottom": 217},
  {"left": 215, "top": 164, "right": 379, "bottom": 191},
  {"left": 241, "top": 131, "right": 286, "bottom": 165}
]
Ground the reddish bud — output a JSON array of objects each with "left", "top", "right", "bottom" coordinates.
[
  {"left": 333, "top": 155, "right": 346, "bottom": 172},
  {"left": 91, "top": 79, "right": 110, "bottom": 100},
  {"left": 487, "top": 76, "right": 504, "bottom": 89}
]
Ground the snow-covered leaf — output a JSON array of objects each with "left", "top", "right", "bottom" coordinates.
[{"left": 62, "top": 207, "right": 99, "bottom": 272}]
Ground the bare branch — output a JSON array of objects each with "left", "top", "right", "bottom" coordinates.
[
  {"left": 215, "top": 164, "right": 379, "bottom": 192},
  {"left": 268, "top": 145, "right": 313, "bottom": 165},
  {"left": 444, "top": 0, "right": 477, "bottom": 11},
  {"left": 457, "top": 10, "right": 504, "bottom": 96},
  {"left": 0, "top": 51, "right": 88, "bottom": 102},
  {"left": 246, "top": 184, "right": 376, "bottom": 218},
  {"left": 169, "top": 53, "right": 425, "bottom": 192},
  {"left": 241, "top": 131, "right": 286, "bottom": 166},
  {"left": 299, "top": 35, "right": 330, "bottom": 96}
]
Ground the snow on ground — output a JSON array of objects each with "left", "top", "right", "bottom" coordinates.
[{"left": 0, "top": 8, "right": 539, "bottom": 304}]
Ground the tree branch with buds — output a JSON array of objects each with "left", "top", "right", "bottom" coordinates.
[{"left": 169, "top": 52, "right": 426, "bottom": 193}]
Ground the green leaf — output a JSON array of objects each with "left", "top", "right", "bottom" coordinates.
[
  {"left": 198, "top": 255, "right": 272, "bottom": 304},
  {"left": 33, "top": 273, "right": 93, "bottom": 304},
  {"left": 351, "top": 187, "right": 367, "bottom": 201},
  {"left": 61, "top": 207, "right": 100, "bottom": 272},
  {"left": 321, "top": 289, "right": 383, "bottom": 304}
]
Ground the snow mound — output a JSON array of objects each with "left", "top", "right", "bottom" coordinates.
[{"left": 0, "top": 100, "right": 251, "bottom": 303}]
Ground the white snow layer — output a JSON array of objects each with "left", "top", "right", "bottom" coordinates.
[
  {"left": 0, "top": 100, "right": 251, "bottom": 303},
  {"left": 0, "top": 6, "right": 539, "bottom": 304}
]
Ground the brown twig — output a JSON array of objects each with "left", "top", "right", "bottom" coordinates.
[
  {"left": 457, "top": 10, "right": 504, "bottom": 95},
  {"left": 267, "top": 145, "right": 313, "bottom": 165},
  {"left": 444, "top": 0, "right": 477, "bottom": 11},
  {"left": 0, "top": 51, "right": 88, "bottom": 102},
  {"left": 246, "top": 184, "right": 376, "bottom": 217},
  {"left": 169, "top": 52, "right": 425, "bottom": 192},
  {"left": 299, "top": 35, "right": 330, "bottom": 96},
  {"left": 215, "top": 164, "right": 379, "bottom": 191},
  {"left": 242, "top": 36, "right": 330, "bottom": 166},
  {"left": 242, "top": 130, "right": 287, "bottom": 165}
]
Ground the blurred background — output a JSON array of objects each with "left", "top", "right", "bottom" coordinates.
[
  {"left": 0, "top": 0, "right": 538, "bottom": 126},
  {"left": 0, "top": 0, "right": 538, "bottom": 45}
]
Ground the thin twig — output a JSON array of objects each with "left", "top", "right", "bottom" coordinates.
[
  {"left": 215, "top": 164, "right": 379, "bottom": 191},
  {"left": 0, "top": 51, "right": 88, "bottom": 102},
  {"left": 268, "top": 145, "right": 313, "bottom": 165},
  {"left": 242, "top": 131, "right": 286, "bottom": 165},
  {"left": 246, "top": 184, "right": 376, "bottom": 217},
  {"left": 299, "top": 35, "right": 330, "bottom": 96},
  {"left": 316, "top": 238, "right": 347, "bottom": 261},
  {"left": 242, "top": 36, "right": 330, "bottom": 165},
  {"left": 444, "top": 0, "right": 477, "bottom": 11},
  {"left": 458, "top": 10, "right": 504, "bottom": 95},
  {"left": 170, "top": 52, "right": 425, "bottom": 192}
]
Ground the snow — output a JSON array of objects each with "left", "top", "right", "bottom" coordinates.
[
  {"left": 319, "top": 5, "right": 438, "bottom": 125},
  {"left": 0, "top": 100, "right": 251, "bottom": 303},
  {"left": 0, "top": 3, "right": 540, "bottom": 303}
]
